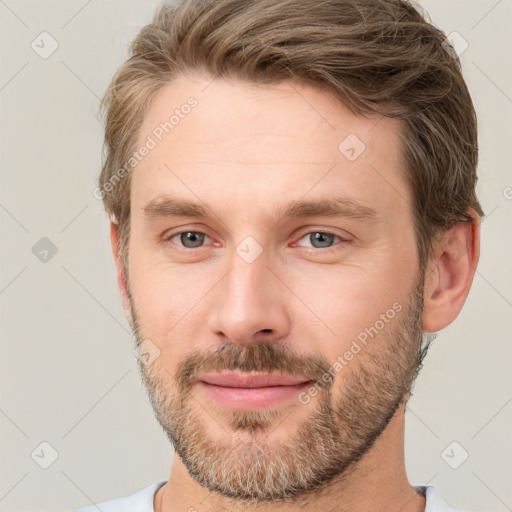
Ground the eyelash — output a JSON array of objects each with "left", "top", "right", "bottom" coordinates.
[{"left": 164, "top": 229, "right": 349, "bottom": 253}]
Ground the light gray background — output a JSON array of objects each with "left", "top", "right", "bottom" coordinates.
[{"left": 1, "top": 1, "right": 511, "bottom": 511}]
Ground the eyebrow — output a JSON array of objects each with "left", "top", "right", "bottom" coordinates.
[{"left": 142, "top": 195, "right": 379, "bottom": 224}]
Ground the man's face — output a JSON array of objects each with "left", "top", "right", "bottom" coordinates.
[{"left": 123, "top": 75, "right": 425, "bottom": 502}]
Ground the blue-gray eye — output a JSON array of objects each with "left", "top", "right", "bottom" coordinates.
[
  {"left": 179, "top": 231, "right": 205, "bottom": 248},
  {"left": 305, "top": 232, "right": 339, "bottom": 249},
  {"left": 299, "top": 231, "right": 343, "bottom": 249}
]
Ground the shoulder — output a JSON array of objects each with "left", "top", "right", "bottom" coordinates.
[
  {"left": 417, "top": 485, "right": 462, "bottom": 512},
  {"left": 72, "top": 481, "right": 166, "bottom": 512}
]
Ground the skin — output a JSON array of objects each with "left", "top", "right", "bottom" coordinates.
[{"left": 109, "top": 75, "right": 480, "bottom": 511}]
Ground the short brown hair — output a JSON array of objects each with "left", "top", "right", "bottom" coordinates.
[{"left": 99, "top": 0, "right": 484, "bottom": 274}]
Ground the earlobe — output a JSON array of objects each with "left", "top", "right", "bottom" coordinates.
[{"left": 422, "top": 210, "right": 481, "bottom": 333}]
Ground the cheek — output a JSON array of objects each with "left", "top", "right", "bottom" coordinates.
[
  {"left": 129, "top": 273, "right": 198, "bottom": 375},
  {"left": 286, "top": 259, "right": 410, "bottom": 352},
  {"left": 293, "top": 271, "right": 379, "bottom": 346},
  {"left": 127, "top": 255, "right": 216, "bottom": 342}
]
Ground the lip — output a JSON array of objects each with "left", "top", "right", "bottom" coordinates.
[
  {"left": 197, "top": 372, "right": 313, "bottom": 410},
  {"left": 199, "top": 372, "right": 311, "bottom": 388}
]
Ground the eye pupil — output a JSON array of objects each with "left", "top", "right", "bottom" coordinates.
[{"left": 180, "top": 231, "right": 204, "bottom": 248}]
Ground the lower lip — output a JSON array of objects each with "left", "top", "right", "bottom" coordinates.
[{"left": 198, "top": 381, "right": 313, "bottom": 409}]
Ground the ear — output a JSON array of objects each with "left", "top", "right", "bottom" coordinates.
[
  {"left": 109, "top": 220, "right": 133, "bottom": 327},
  {"left": 422, "top": 209, "right": 481, "bottom": 333}
]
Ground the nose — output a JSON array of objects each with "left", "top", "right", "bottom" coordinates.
[{"left": 207, "top": 249, "right": 291, "bottom": 347}]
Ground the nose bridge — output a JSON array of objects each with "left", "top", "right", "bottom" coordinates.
[
  {"left": 228, "top": 250, "right": 270, "bottom": 307},
  {"left": 208, "top": 243, "right": 290, "bottom": 344}
]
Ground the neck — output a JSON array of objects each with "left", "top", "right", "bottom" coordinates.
[{"left": 155, "top": 404, "right": 425, "bottom": 512}]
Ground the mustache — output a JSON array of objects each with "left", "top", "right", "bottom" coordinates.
[{"left": 173, "top": 341, "right": 332, "bottom": 396}]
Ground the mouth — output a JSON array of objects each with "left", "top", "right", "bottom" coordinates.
[
  {"left": 197, "top": 372, "right": 314, "bottom": 409},
  {"left": 199, "top": 371, "right": 312, "bottom": 388}
]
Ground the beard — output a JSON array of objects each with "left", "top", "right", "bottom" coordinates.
[{"left": 127, "top": 265, "right": 428, "bottom": 505}]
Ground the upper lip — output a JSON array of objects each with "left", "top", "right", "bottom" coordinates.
[{"left": 199, "top": 372, "right": 311, "bottom": 388}]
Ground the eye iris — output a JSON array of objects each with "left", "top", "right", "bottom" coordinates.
[
  {"left": 310, "top": 232, "right": 335, "bottom": 248},
  {"left": 180, "top": 232, "right": 204, "bottom": 248}
]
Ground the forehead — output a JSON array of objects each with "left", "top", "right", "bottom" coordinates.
[{"left": 131, "top": 75, "right": 410, "bottom": 221}]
